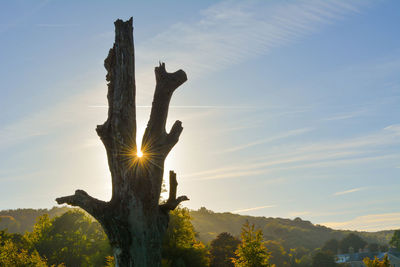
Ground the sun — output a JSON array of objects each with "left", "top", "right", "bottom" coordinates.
[{"left": 137, "top": 150, "right": 143, "bottom": 158}]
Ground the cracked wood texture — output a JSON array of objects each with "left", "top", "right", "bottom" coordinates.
[{"left": 56, "top": 18, "right": 188, "bottom": 267}]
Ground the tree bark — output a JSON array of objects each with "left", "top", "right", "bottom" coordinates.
[{"left": 56, "top": 18, "right": 188, "bottom": 267}]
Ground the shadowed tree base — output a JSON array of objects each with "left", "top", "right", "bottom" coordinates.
[{"left": 56, "top": 18, "right": 188, "bottom": 267}]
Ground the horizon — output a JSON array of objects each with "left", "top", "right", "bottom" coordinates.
[
  {"left": 0, "top": 205, "right": 398, "bottom": 234},
  {"left": 1, "top": 0, "right": 399, "bottom": 232}
]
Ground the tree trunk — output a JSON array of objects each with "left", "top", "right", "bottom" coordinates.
[{"left": 56, "top": 18, "right": 188, "bottom": 267}]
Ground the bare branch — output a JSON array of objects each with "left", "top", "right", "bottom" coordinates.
[
  {"left": 168, "top": 170, "right": 178, "bottom": 201},
  {"left": 56, "top": 190, "right": 107, "bottom": 218},
  {"left": 143, "top": 63, "right": 187, "bottom": 147},
  {"left": 160, "top": 171, "right": 189, "bottom": 211},
  {"left": 166, "top": 120, "right": 183, "bottom": 149}
]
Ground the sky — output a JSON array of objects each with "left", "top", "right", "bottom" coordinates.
[{"left": 0, "top": 0, "right": 399, "bottom": 232}]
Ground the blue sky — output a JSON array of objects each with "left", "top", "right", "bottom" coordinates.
[{"left": 0, "top": 0, "right": 399, "bottom": 231}]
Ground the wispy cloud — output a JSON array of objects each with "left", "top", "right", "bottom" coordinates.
[
  {"left": 0, "top": 0, "right": 49, "bottom": 34},
  {"left": 384, "top": 124, "right": 400, "bottom": 132},
  {"left": 0, "top": 0, "right": 370, "bottom": 149},
  {"left": 137, "top": 0, "right": 369, "bottom": 80},
  {"left": 220, "top": 128, "right": 312, "bottom": 153},
  {"left": 185, "top": 153, "right": 396, "bottom": 181},
  {"left": 185, "top": 125, "right": 400, "bottom": 181},
  {"left": 192, "top": 169, "right": 267, "bottom": 181},
  {"left": 36, "top": 23, "right": 79, "bottom": 28},
  {"left": 232, "top": 205, "right": 276, "bottom": 213},
  {"left": 0, "top": 86, "right": 105, "bottom": 149},
  {"left": 333, "top": 187, "right": 365, "bottom": 196},
  {"left": 322, "top": 213, "right": 400, "bottom": 231},
  {"left": 215, "top": 123, "right": 261, "bottom": 134},
  {"left": 322, "top": 109, "right": 366, "bottom": 121},
  {"left": 0, "top": 170, "right": 51, "bottom": 183}
]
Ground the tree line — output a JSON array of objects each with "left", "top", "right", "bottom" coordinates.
[{"left": 1, "top": 208, "right": 399, "bottom": 266}]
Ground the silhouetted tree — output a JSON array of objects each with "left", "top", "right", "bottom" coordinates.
[
  {"left": 379, "top": 244, "right": 389, "bottom": 252},
  {"left": 339, "top": 233, "right": 367, "bottom": 253},
  {"left": 56, "top": 18, "right": 188, "bottom": 266},
  {"left": 389, "top": 230, "right": 400, "bottom": 251},
  {"left": 311, "top": 251, "right": 337, "bottom": 267},
  {"left": 322, "top": 238, "right": 339, "bottom": 254},
  {"left": 210, "top": 232, "right": 240, "bottom": 267},
  {"left": 368, "top": 243, "right": 380, "bottom": 253}
]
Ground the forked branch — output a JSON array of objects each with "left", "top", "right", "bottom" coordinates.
[
  {"left": 142, "top": 63, "right": 187, "bottom": 150},
  {"left": 160, "top": 171, "right": 189, "bottom": 211}
]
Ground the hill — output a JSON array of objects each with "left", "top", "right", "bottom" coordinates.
[
  {"left": 0, "top": 206, "right": 72, "bottom": 233},
  {"left": 190, "top": 207, "right": 395, "bottom": 250},
  {"left": 0, "top": 206, "right": 395, "bottom": 251}
]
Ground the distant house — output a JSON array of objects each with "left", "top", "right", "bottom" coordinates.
[{"left": 336, "top": 248, "right": 400, "bottom": 267}]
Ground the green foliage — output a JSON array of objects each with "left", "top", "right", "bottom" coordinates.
[
  {"left": 368, "top": 243, "right": 380, "bottom": 252},
  {"left": 26, "top": 210, "right": 111, "bottom": 267},
  {"left": 363, "top": 254, "right": 392, "bottom": 267},
  {"left": 380, "top": 244, "right": 389, "bottom": 252},
  {"left": 1, "top": 207, "right": 211, "bottom": 267},
  {"left": 0, "top": 216, "right": 21, "bottom": 233},
  {"left": 311, "top": 251, "right": 337, "bottom": 267},
  {"left": 322, "top": 239, "right": 339, "bottom": 254},
  {"left": 296, "top": 253, "right": 313, "bottom": 267},
  {"left": 0, "top": 229, "right": 30, "bottom": 250},
  {"left": 210, "top": 232, "right": 240, "bottom": 267},
  {"left": 164, "top": 208, "right": 196, "bottom": 250},
  {"left": 0, "top": 240, "right": 48, "bottom": 267},
  {"left": 264, "top": 240, "right": 290, "bottom": 267},
  {"left": 190, "top": 208, "right": 392, "bottom": 253},
  {"left": 288, "top": 247, "right": 310, "bottom": 267},
  {"left": 232, "top": 221, "right": 273, "bottom": 267},
  {"left": 162, "top": 207, "right": 209, "bottom": 267},
  {"left": 389, "top": 230, "right": 400, "bottom": 251},
  {"left": 1, "top": 207, "right": 396, "bottom": 267},
  {"left": 0, "top": 207, "right": 71, "bottom": 234},
  {"left": 1, "top": 207, "right": 394, "bottom": 256},
  {"left": 339, "top": 233, "right": 367, "bottom": 253},
  {"left": 0, "top": 230, "right": 48, "bottom": 267}
]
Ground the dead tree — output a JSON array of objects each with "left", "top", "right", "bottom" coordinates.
[{"left": 56, "top": 18, "right": 188, "bottom": 266}]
